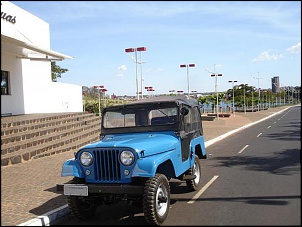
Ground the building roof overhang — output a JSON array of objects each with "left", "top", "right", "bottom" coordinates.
[{"left": 1, "top": 33, "right": 74, "bottom": 61}]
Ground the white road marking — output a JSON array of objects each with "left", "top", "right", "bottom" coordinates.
[
  {"left": 238, "top": 145, "right": 249, "bottom": 154},
  {"left": 188, "top": 175, "right": 219, "bottom": 204},
  {"left": 257, "top": 133, "right": 262, "bottom": 137},
  {"left": 267, "top": 126, "right": 271, "bottom": 129}
]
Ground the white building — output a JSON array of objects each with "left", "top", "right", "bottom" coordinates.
[{"left": 1, "top": 1, "right": 83, "bottom": 116}]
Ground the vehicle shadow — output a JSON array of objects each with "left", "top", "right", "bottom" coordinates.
[{"left": 211, "top": 148, "right": 300, "bottom": 175}]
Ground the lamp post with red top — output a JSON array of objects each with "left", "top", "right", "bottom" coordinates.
[
  {"left": 93, "top": 85, "right": 106, "bottom": 115},
  {"left": 180, "top": 63, "right": 195, "bottom": 96},
  {"left": 101, "top": 88, "right": 107, "bottom": 109},
  {"left": 125, "top": 47, "right": 146, "bottom": 100},
  {"left": 145, "top": 86, "right": 154, "bottom": 97}
]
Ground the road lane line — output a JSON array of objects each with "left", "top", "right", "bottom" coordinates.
[
  {"left": 188, "top": 175, "right": 219, "bottom": 204},
  {"left": 257, "top": 133, "right": 262, "bottom": 137},
  {"left": 238, "top": 145, "right": 249, "bottom": 154},
  {"left": 267, "top": 126, "right": 271, "bottom": 129}
]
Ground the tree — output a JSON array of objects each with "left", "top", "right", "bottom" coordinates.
[{"left": 51, "top": 61, "right": 68, "bottom": 82}]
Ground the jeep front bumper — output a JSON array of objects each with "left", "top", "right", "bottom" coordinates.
[{"left": 56, "top": 183, "right": 144, "bottom": 196}]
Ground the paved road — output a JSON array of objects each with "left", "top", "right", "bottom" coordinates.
[{"left": 0, "top": 105, "right": 294, "bottom": 226}]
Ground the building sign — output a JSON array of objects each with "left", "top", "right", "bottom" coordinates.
[{"left": 1, "top": 2, "right": 17, "bottom": 24}]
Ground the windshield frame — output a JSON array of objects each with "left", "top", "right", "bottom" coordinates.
[{"left": 101, "top": 102, "right": 180, "bottom": 135}]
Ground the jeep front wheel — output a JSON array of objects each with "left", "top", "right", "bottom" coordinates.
[
  {"left": 186, "top": 155, "right": 202, "bottom": 191},
  {"left": 143, "top": 173, "right": 170, "bottom": 225},
  {"left": 67, "top": 177, "right": 97, "bottom": 220}
]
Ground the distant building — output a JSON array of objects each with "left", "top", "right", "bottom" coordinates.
[
  {"left": 1, "top": 1, "right": 83, "bottom": 116},
  {"left": 271, "top": 76, "right": 280, "bottom": 93}
]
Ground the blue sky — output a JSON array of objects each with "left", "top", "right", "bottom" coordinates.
[{"left": 12, "top": 1, "right": 301, "bottom": 96}]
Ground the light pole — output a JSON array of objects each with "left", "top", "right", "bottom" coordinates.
[
  {"left": 145, "top": 86, "right": 154, "bottom": 97},
  {"left": 259, "top": 88, "right": 264, "bottom": 110},
  {"left": 125, "top": 47, "right": 146, "bottom": 100},
  {"left": 93, "top": 85, "right": 104, "bottom": 115},
  {"left": 169, "top": 90, "right": 176, "bottom": 95},
  {"left": 191, "top": 90, "right": 197, "bottom": 98},
  {"left": 101, "top": 88, "right": 108, "bottom": 108},
  {"left": 228, "top": 80, "right": 238, "bottom": 117},
  {"left": 177, "top": 90, "right": 184, "bottom": 95},
  {"left": 180, "top": 63, "right": 195, "bottom": 96},
  {"left": 252, "top": 72, "right": 263, "bottom": 111},
  {"left": 206, "top": 64, "right": 222, "bottom": 119},
  {"left": 251, "top": 87, "right": 254, "bottom": 111},
  {"left": 243, "top": 84, "right": 248, "bottom": 114}
]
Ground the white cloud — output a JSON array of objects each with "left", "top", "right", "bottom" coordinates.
[
  {"left": 252, "top": 51, "right": 283, "bottom": 62},
  {"left": 118, "top": 65, "right": 127, "bottom": 72},
  {"left": 146, "top": 67, "right": 165, "bottom": 73},
  {"left": 286, "top": 42, "right": 301, "bottom": 54}
]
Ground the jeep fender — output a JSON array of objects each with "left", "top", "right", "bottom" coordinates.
[
  {"left": 190, "top": 136, "right": 207, "bottom": 158},
  {"left": 60, "top": 158, "right": 85, "bottom": 178},
  {"left": 132, "top": 149, "right": 177, "bottom": 178}
]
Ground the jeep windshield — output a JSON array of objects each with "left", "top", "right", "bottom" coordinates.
[{"left": 101, "top": 102, "right": 180, "bottom": 135}]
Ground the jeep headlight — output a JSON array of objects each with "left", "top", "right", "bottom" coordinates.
[
  {"left": 120, "top": 150, "right": 134, "bottom": 166},
  {"left": 80, "top": 152, "right": 93, "bottom": 166}
]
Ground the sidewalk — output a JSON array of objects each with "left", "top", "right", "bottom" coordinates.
[{"left": 1, "top": 105, "right": 292, "bottom": 226}]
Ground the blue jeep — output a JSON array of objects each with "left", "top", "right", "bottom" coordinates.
[{"left": 57, "top": 95, "right": 207, "bottom": 225}]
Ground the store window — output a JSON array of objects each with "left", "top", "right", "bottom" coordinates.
[{"left": 1, "top": 70, "right": 9, "bottom": 95}]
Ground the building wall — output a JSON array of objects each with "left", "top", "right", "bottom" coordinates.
[
  {"left": 1, "top": 1, "right": 83, "bottom": 115},
  {"left": 1, "top": 53, "right": 25, "bottom": 115},
  {"left": 1, "top": 1, "right": 50, "bottom": 47}
]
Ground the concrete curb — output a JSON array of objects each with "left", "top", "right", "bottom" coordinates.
[
  {"left": 17, "top": 106, "right": 291, "bottom": 226},
  {"left": 17, "top": 205, "right": 70, "bottom": 226}
]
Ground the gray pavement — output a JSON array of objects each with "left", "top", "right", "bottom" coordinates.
[{"left": 1, "top": 105, "right": 293, "bottom": 226}]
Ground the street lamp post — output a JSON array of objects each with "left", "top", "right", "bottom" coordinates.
[
  {"left": 191, "top": 90, "right": 197, "bottom": 98},
  {"left": 206, "top": 64, "right": 222, "bottom": 119},
  {"left": 169, "top": 90, "right": 176, "bottom": 95},
  {"left": 125, "top": 47, "right": 146, "bottom": 100},
  {"left": 177, "top": 90, "right": 184, "bottom": 95},
  {"left": 243, "top": 84, "right": 248, "bottom": 114},
  {"left": 251, "top": 87, "right": 254, "bottom": 111},
  {"left": 101, "top": 88, "right": 108, "bottom": 108},
  {"left": 228, "top": 80, "right": 238, "bottom": 117},
  {"left": 252, "top": 72, "right": 263, "bottom": 111},
  {"left": 180, "top": 63, "right": 195, "bottom": 96}
]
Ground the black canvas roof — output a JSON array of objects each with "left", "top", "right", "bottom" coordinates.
[
  {"left": 131, "top": 95, "right": 198, "bottom": 106},
  {"left": 105, "top": 95, "right": 198, "bottom": 111}
]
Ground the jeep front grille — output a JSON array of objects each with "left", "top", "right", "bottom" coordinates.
[{"left": 92, "top": 149, "right": 121, "bottom": 182}]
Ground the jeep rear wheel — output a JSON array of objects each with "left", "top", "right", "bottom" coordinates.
[
  {"left": 186, "top": 155, "right": 202, "bottom": 191},
  {"left": 67, "top": 177, "right": 97, "bottom": 220},
  {"left": 143, "top": 173, "right": 170, "bottom": 225}
]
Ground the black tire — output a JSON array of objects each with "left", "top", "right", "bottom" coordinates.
[
  {"left": 186, "top": 155, "right": 202, "bottom": 191},
  {"left": 67, "top": 177, "right": 97, "bottom": 220},
  {"left": 143, "top": 173, "right": 170, "bottom": 225}
]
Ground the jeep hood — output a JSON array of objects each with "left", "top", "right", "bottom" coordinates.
[{"left": 83, "top": 132, "right": 178, "bottom": 156}]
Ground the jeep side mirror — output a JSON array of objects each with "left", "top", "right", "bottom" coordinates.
[{"left": 180, "top": 107, "right": 189, "bottom": 116}]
